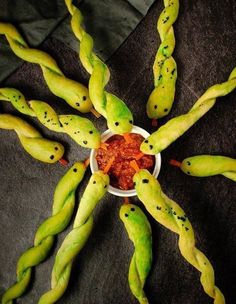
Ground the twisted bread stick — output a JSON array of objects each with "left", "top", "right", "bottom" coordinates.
[
  {"left": 174, "top": 155, "right": 236, "bottom": 182},
  {"left": 1, "top": 162, "right": 86, "bottom": 304},
  {"left": 134, "top": 169, "right": 225, "bottom": 304},
  {"left": 141, "top": 67, "right": 236, "bottom": 154},
  {"left": 0, "top": 23, "right": 92, "bottom": 113},
  {"left": 38, "top": 171, "right": 109, "bottom": 304},
  {"left": 64, "top": 0, "right": 134, "bottom": 134},
  {"left": 120, "top": 203, "right": 152, "bottom": 304},
  {"left": 0, "top": 114, "right": 64, "bottom": 163},
  {"left": 0, "top": 88, "right": 101, "bottom": 149},
  {"left": 147, "top": 0, "right": 179, "bottom": 119}
]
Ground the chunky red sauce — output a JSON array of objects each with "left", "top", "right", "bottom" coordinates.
[{"left": 96, "top": 133, "right": 155, "bottom": 190}]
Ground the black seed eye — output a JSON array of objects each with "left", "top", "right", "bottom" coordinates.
[
  {"left": 129, "top": 120, "right": 133, "bottom": 124},
  {"left": 187, "top": 161, "right": 191, "bottom": 166},
  {"left": 154, "top": 105, "right": 157, "bottom": 109},
  {"left": 89, "top": 131, "right": 93, "bottom": 134},
  {"left": 131, "top": 208, "right": 135, "bottom": 211},
  {"left": 144, "top": 140, "right": 148, "bottom": 143},
  {"left": 83, "top": 140, "right": 88, "bottom": 145},
  {"left": 55, "top": 147, "right": 58, "bottom": 151},
  {"left": 115, "top": 122, "right": 119, "bottom": 126},
  {"left": 104, "top": 185, "right": 107, "bottom": 188},
  {"left": 50, "top": 155, "right": 54, "bottom": 160},
  {"left": 149, "top": 145, "right": 153, "bottom": 150},
  {"left": 93, "top": 181, "right": 96, "bottom": 184},
  {"left": 76, "top": 102, "right": 80, "bottom": 106},
  {"left": 125, "top": 213, "right": 129, "bottom": 217},
  {"left": 82, "top": 96, "right": 87, "bottom": 101},
  {"left": 164, "top": 108, "right": 168, "bottom": 112},
  {"left": 73, "top": 168, "right": 77, "bottom": 172},
  {"left": 142, "top": 179, "right": 149, "bottom": 183}
]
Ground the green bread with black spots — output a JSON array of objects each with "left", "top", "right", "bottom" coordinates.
[
  {"left": 1, "top": 162, "right": 86, "bottom": 304},
  {"left": 0, "top": 114, "right": 64, "bottom": 163},
  {"left": 0, "top": 88, "right": 35, "bottom": 117},
  {"left": 0, "top": 88, "right": 101, "bottom": 149},
  {"left": 147, "top": 0, "right": 179, "bottom": 119},
  {"left": 30, "top": 100, "right": 101, "bottom": 149},
  {"left": 141, "top": 67, "right": 236, "bottom": 155},
  {"left": 180, "top": 155, "right": 236, "bottom": 182},
  {"left": 133, "top": 169, "right": 225, "bottom": 304},
  {"left": 38, "top": 171, "right": 109, "bottom": 304},
  {"left": 120, "top": 203, "right": 152, "bottom": 304},
  {"left": 65, "top": 0, "right": 133, "bottom": 134},
  {"left": 0, "top": 22, "right": 92, "bottom": 113}
]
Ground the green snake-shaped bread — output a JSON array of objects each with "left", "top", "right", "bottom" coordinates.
[
  {"left": 0, "top": 23, "right": 92, "bottom": 113},
  {"left": 1, "top": 162, "right": 86, "bottom": 304},
  {"left": 0, "top": 88, "right": 101, "bottom": 149},
  {"left": 64, "top": 0, "right": 134, "bottom": 134},
  {"left": 133, "top": 169, "right": 225, "bottom": 304},
  {"left": 38, "top": 171, "right": 109, "bottom": 304},
  {"left": 178, "top": 155, "right": 236, "bottom": 182},
  {"left": 120, "top": 203, "right": 152, "bottom": 304},
  {"left": 0, "top": 113, "right": 64, "bottom": 163},
  {"left": 141, "top": 67, "right": 236, "bottom": 154},
  {"left": 147, "top": 0, "right": 179, "bottom": 119}
]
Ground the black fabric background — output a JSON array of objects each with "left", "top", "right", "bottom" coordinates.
[{"left": 0, "top": 1, "right": 236, "bottom": 303}]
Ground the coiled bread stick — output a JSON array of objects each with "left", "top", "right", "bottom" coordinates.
[
  {"left": 2, "top": 162, "right": 86, "bottom": 304},
  {"left": 0, "top": 113, "right": 64, "bottom": 163},
  {"left": 0, "top": 23, "right": 92, "bottom": 113},
  {"left": 133, "top": 169, "right": 225, "bottom": 304},
  {"left": 141, "top": 67, "right": 236, "bottom": 155},
  {"left": 38, "top": 171, "right": 109, "bottom": 304},
  {"left": 120, "top": 203, "right": 152, "bottom": 304},
  {"left": 64, "top": 0, "right": 134, "bottom": 134},
  {"left": 147, "top": 0, "right": 179, "bottom": 119},
  {"left": 0, "top": 88, "right": 101, "bottom": 149}
]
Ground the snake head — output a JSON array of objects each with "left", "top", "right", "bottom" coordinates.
[
  {"left": 106, "top": 93, "right": 133, "bottom": 134},
  {"left": 133, "top": 169, "right": 161, "bottom": 201},
  {"left": 88, "top": 170, "right": 110, "bottom": 200},
  {"left": 140, "top": 136, "right": 158, "bottom": 155}
]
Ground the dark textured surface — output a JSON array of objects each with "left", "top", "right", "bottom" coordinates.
[{"left": 0, "top": 1, "right": 236, "bottom": 303}]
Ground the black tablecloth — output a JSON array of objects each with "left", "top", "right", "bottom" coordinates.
[{"left": 0, "top": 1, "right": 235, "bottom": 303}]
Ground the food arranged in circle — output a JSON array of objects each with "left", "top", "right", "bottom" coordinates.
[{"left": 0, "top": 0, "right": 235, "bottom": 304}]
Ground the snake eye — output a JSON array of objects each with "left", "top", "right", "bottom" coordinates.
[
  {"left": 76, "top": 102, "right": 80, "bottom": 107},
  {"left": 125, "top": 213, "right": 129, "bottom": 217},
  {"left": 82, "top": 96, "right": 87, "bottom": 101},
  {"left": 142, "top": 179, "right": 149, "bottom": 183},
  {"left": 115, "top": 122, "right": 119, "bottom": 126},
  {"left": 73, "top": 168, "right": 77, "bottom": 173},
  {"left": 93, "top": 181, "right": 96, "bottom": 184},
  {"left": 154, "top": 105, "right": 157, "bottom": 109},
  {"left": 149, "top": 145, "right": 153, "bottom": 150},
  {"left": 144, "top": 140, "right": 148, "bottom": 143},
  {"left": 187, "top": 161, "right": 191, "bottom": 166},
  {"left": 50, "top": 155, "right": 54, "bottom": 160},
  {"left": 131, "top": 208, "right": 135, "bottom": 211},
  {"left": 187, "top": 171, "right": 191, "bottom": 175}
]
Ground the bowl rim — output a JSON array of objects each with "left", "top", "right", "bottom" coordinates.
[{"left": 90, "top": 125, "right": 161, "bottom": 197}]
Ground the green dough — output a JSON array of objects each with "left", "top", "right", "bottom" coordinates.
[
  {"left": 38, "top": 171, "right": 110, "bottom": 304},
  {"left": 65, "top": 0, "right": 134, "bottom": 134},
  {"left": 120, "top": 203, "right": 152, "bottom": 304},
  {"left": 147, "top": 0, "right": 179, "bottom": 119},
  {"left": 0, "top": 114, "right": 64, "bottom": 163},
  {"left": 180, "top": 155, "right": 236, "bottom": 182},
  {"left": 0, "top": 22, "right": 92, "bottom": 113},
  {"left": 2, "top": 162, "right": 86, "bottom": 304},
  {"left": 133, "top": 169, "right": 225, "bottom": 304},
  {"left": 141, "top": 67, "right": 236, "bottom": 154}
]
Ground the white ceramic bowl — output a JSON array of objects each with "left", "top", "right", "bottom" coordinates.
[{"left": 90, "top": 125, "right": 161, "bottom": 197}]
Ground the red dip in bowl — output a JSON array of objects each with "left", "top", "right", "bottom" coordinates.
[{"left": 96, "top": 133, "right": 155, "bottom": 190}]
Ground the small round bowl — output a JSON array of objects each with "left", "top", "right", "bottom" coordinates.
[{"left": 90, "top": 125, "right": 161, "bottom": 197}]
